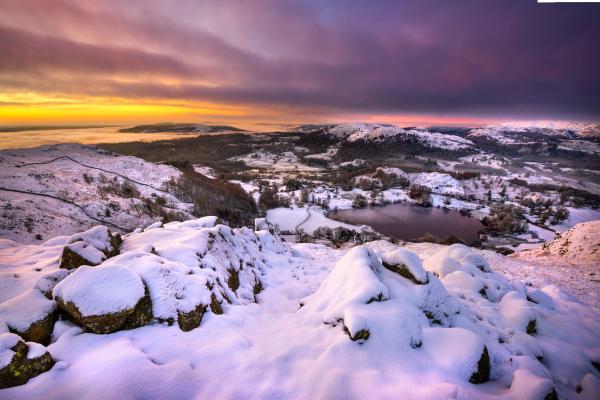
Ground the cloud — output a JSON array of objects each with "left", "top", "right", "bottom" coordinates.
[{"left": 0, "top": 0, "right": 599, "bottom": 121}]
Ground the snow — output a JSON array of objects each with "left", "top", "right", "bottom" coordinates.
[
  {"left": 1, "top": 225, "right": 600, "bottom": 399},
  {"left": 103, "top": 252, "right": 210, "bottom": 319},
  {"left": 0, "top": 289, "right": 56, "bottom": 332},
  {"left": 229, "top": 150, "right": 320, "bottom": 171},
  {"left": 499, "top": 291, "right": 536, "bottom": 333},
  {"left": 326, "top": 123, "right": 474, "bottom": 150},
  {"left": 514, "top": 220, "right": 600, "bottom": 266},
  {"left": 266, "top": 205, "right": 360, "bottom": 235},
  {"left": 0, "top": 333, "right": 20, "bottom": 369},
  {"left": 301, "top": 246, "right": 389, "bottom": 325},
  {"left": 25, "top": 342, "right": 48, "bottom": 360},
  {"left": 380, "top": 248, "right": 428, "bottom": 283},
  {"left": 53, "top": 265, "right": 145, "bottom": 316}
]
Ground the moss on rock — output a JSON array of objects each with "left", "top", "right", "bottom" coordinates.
[
  {"left": 177, "top": 304, "right": 206, "bottom": 332},
  {"left": 0, "top": 340, "right": 54, "bottom": 389}
]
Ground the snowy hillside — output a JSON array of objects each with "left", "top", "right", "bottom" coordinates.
[
  {"left": 323, "top": 123, "right": 475, "bottom": 150},
  {"left": 1, "top": 220, "right": 599, "bottom": 398},
  {"left": 468, "top": 121, "right": 600, "bottom": 144},
  {"left": 514, "top": 221, "right": 600, "bottom": 266},
  {"left": 0, "top": 144, "right": 194, "bottom": 243}
]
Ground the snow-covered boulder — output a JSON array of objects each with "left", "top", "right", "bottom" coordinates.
[
  {"left": 53, "top": 265, "right": 148, "bottom": 334},
  {"left": 424, "top": 244, "right": 509, "bottom": 302},
  {"left": 0, "top": 333, "right": 54, "bottom": 389},
  {"left": 0, "top": 290, "right": 57, "bottom": 344},
  {"left": 381, "top": 248, "right": 428, "bottom": 284},
  {"left": 59, "top": 226, "right": 122, "bottom": 270},
  {"left": 301, "top": 245, "right": 487, "bottom": 382},
  {"left": 500, "top": 291, "right": 537, "bottom": 334}
]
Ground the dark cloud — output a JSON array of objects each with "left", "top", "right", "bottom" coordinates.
[{"left": 0, "top": 0, "right": 599, "bottom": 120}]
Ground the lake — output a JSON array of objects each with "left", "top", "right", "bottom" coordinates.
[{"left": 328, "top": 203, "right": 484, "bottom": 243}]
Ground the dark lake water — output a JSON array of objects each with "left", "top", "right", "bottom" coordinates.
[{"left": 328, "top": 204, "right": 484, "bottom": 243}]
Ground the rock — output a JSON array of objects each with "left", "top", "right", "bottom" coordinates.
[
  {"left": 209, "top": 294, "right": 223, "bottom": 315},
  {"left": 527, "top": 319, "right": 537, "bottom": 335},
  {"left": 121, "top": 290, "right": 154, "bottom": 330},
  {"left": 344, "top": 325, "right": 370, "bottom": 342},
  {"left": 177, "top": 304, "right": 206, "bottom": 332},
  {"left": 56, "top": 299, "right": 135, "bottom": 334},
  {"left": 0, "top": 334, "right": 54, "bottom": 389},
  {"left": 469, "top": 346, "right": 490, "bottom": 384},
  {"left": 59, "top": 242, "right": 105, "bottom": 270},
  {"left": 34, "top": 270, "right": 70, "bottom": 300},
  {"left": 53, "top": 265, "right": 146, "bottom": 334},
  {"left": 0, "top": 290, "right": 57, "bottom": 345},
  {"left": 227, "top": 268, "right": 240, "bottom": 292},
  {"left": 381, "top": 249, "right": 428, "bottom": 284},
  {"left": 59, "top": 226, "right": 123, "bottom": 270}
]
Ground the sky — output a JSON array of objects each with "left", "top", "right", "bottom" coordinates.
[{"left": 1, "top": 0, "right": 599, "bottom": 129}]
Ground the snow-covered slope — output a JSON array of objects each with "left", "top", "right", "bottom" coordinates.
[
  {"left": 514, "top": 220, "right": 600, "bottom": 266},
  {"left": 323, "top": 123, "right": 475, "bottom": 150},
  {"left": 0, "top": 144, "right": 194, "bottom": 243},
  {"left": 468, "top": 121, "right": 600, "bottom": 144},
  {"left": 1, "top": 223, "right": 599, "bottom": 399}
]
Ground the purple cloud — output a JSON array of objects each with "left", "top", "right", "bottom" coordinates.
[{"left": 0, "top": 0, "right": 599, "bottom": 120}]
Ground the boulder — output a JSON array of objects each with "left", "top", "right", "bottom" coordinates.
[
  {"left": 177, "top": 304, "right": 206, "bottom": 332},
  {"left": 53, "top": 265, "right": 146, "bottom": 334},
  {"left": 0, "top": 334, "right": 54, "bottom": 389},
  {"left": 381, "top": 249, "right": 428, "bottom": 284},
  {"left": 59, "top": 226, "right": 122, "bottom": 270},
  {"left": 0, "top": 290, "right": 57, "bottom": 345}
]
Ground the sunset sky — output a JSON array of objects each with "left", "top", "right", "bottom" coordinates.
[{"left": 1, "top": 0, "right": 599, "bottom": 129}]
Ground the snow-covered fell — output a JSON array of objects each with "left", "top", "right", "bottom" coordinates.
[
  {"left": 468, "top": 121, "right": 600, "bottom": 144},
  {"left": 323, "top": 123, "right": 475, "bottom": 150}
]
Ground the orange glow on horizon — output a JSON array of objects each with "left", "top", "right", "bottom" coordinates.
[{"left": 0, "top": 92, "right": 501, "bottom": 130}]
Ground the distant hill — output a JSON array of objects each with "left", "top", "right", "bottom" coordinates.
[
  {"left": 299, "top": 123, "right": 475, "bottom": 151},
  {"left": 119, "top": 123, "right": 246, "bottom": 134}
]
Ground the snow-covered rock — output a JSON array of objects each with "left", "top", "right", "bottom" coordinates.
[
  {"left": 0, "top": 290, "right": 56, "bottom": 344},
  {"left": 0, "top": 333, "right": 54, "bottom": 389},
  {"left": 58, "top": 226, "right": 122, "bottom": 270}
]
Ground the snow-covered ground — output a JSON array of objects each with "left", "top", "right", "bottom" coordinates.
[
  {"left": 266, "top": 205, "right": 360, "bottom": 234},
  {"left": 1, "top": 220, "right": 599, "bottom": 399}
]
